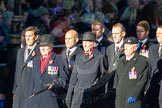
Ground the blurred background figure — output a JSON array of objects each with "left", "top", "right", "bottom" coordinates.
[{"left": 91, "top": 20, "right": 111, "bottom": 54}]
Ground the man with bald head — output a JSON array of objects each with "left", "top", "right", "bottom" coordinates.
[{"left": 61, "top": 30, "right": 82, "bottom": 74}]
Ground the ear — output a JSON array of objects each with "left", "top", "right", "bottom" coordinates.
[
  {"left": 76, "top": 38, "right": 79, "bottom": 43},
  {"left": 134, "top": 45, "right": 138, "bottom": 51},
  {"left": 146, "top": 30, "right": 149, "bottom": 36},
  {"left": 121, "top": 31, "right": 126, "bottom": 38},
  {"left": 102, "top": 27, "right": 105, "bottom": 33},
  {"left": 35, "top": 35, "right": 39, "bottom": 41},
  {"left": 93, "top": 42, "right": 96, "bottom": 47}
]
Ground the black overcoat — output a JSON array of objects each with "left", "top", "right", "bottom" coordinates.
[
  {"left": 12, "top": 45, "right": 39, "bottom": 108},
  {"left": 66, "top": 48, "right": 108, "bottom": 108},
  {"left": 29, "top": 52, "right": 69, "bottom": 108}
]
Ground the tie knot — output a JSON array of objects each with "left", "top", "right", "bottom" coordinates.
[
  {"left": 116, "top": 46, "right": 119, "bottom": 52},
  {"left": 115, "top": 46, "right": 119, "bottom": 55},
  {"left": 139, "top": 42, "right": 143, "bottom": 45},
  {"left": 67, "top": 50, "right": 71, "bottom": 56},
  {"left": 28, "top": 48, "right": 31, "bottom": 54}
]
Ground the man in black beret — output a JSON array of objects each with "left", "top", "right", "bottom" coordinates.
[{"left": 114, "top": 37, "right": 149, "bottom": 108}]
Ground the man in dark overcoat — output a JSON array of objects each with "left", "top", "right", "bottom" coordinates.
[
  {"left": 12, "top": 26, "right": 40, "bottom": 108},
  {"left": 114, "top": 37, "right": 148, "bottom": 108},
  {"left": 29, "top": 34, "right": 69, "bottom": 108},
  {"left": 61, "top": 30, "right": 82, "bottom": 75},
  {"left": 105, "top": 23, "right": 126, "bottom": 108},
  {"left": 65, "top": 32, "right": 108, "bottom": 108}
]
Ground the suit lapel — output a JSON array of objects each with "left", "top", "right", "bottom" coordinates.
[
  {"left": 111, "top": 45, "right": 115, "bottom": 61},
  {"left": 21, "top": 45, "right": 38, "bottom": 72},
  {"left": 153, "top": 44, "right": 159, "bottom": 60},
  {"left": 20, "top": 48, "right": 27, "bottom": 72},
  {"left": 112, "top": 44, "right": 124, "bottom": 63}
]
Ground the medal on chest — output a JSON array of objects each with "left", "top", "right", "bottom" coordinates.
[
  {"left": 129, "top": 67, "right": 137, "bottom": 79},
  {"left": 48, "top": 66, "right": 58, "bottom": 75}
]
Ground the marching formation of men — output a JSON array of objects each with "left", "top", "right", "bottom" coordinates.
[{"left": 12, "top": 20, "right": 162, "bottom": 108}]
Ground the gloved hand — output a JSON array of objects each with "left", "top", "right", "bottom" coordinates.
[
  {"left": 46, "top": 83, "right": 55, "bottom": 90},
  {"left": 127, "top": 97, "right": 136, "bottom": 103}
]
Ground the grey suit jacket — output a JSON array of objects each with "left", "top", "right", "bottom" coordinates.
[
  {"left": 106, "top": 43, "right": 124, "bottom": 73},
  {"left": 148, "top": 44, "right": 162, "bottom": 93}
]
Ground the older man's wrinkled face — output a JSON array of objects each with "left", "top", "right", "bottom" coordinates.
[
  {"left": 124, "top": 44, "right": 137, "bottom": 58},
  {"left": 39, "top": 44, "right": 53, "bottom": 57},
  {"left": 82, "top": 40, "right": 96, "bottom": 53},
  {"left": 112, "top": 27, "right": 125, "bottom": 44}
]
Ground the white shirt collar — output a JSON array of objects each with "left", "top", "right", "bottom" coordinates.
[
  {"left": 67, "top": 46, "right": 77, "bottom": 55},
  {"left": 115, "top": 41, "right": 124, "bottom": 48},
  {"left": 126, "top": 54, "right": 135, "bottom": 61},
  {"left": 139, "top": 38, "right": 148, "bottom": 45},
  {"left": 24, "top": 43, "right": 37, "bottom": 62},
  {"left": 97, "top": 35, "right": 104, "bottom": 42}
]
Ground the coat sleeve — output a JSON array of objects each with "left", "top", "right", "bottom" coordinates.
[
  {"left": 113, "top": 70, "right": 118, "bottom": 89},
  {"left": 12, "top": 50, "right": 20, "bottom": 94},
  {"left": 52, "top": 57, "right": 70, "bottom": 94},
  {"left": 129, "top": 58, "right": 149, "bottom": 99},
  {"left": 65, "top": 63, "right": 78, "bottom": 102}
]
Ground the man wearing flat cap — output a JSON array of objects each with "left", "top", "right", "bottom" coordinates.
[
  {"left": 113, "top": 37, "right": 149, "bottom": 108},
  {"left": 29, "top": 34, "right": 69, "bottom": 108},
  {"left": 65, "top": 31, "right": 108, "bottom": 108}
]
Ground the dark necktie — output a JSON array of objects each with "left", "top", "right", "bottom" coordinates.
[
  {"left": 138, "top": 42, "right": 143, "bottom": 52},
  {"left": 28, "top": 49, "right": 31, "bottom": 55},
  {"left": 159, "top": 45, "right": 162, "bottom": 57},
  {"left": 67, "top": 50, "right": 71, "bottom": 59},
  {"left": 115, "top": 46, "right": 119, "bottom": 56}
]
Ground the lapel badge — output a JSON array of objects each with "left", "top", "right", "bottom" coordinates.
[
  {"left": 49, "top": 60, "right": 54, "bottom": 64},
  {"left": 89, "top": 54, "right": 94, "bottom": 59},
  {"left": 120, "top": 47, "right": 124, "bottom": 52},
  {"left": 32, "top": 51, "right": 36, "bottom": 57}
]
